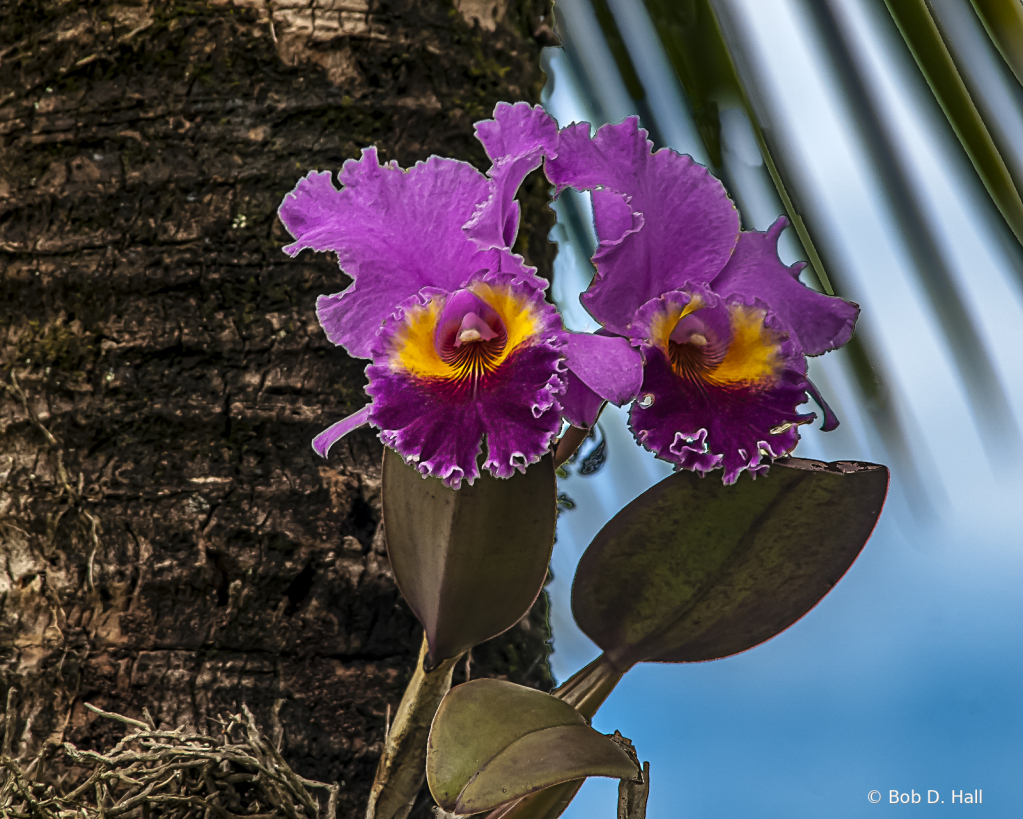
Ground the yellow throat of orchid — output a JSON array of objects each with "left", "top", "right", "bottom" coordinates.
[
  {"left": 388, "top": 282, "right": 541, "bottom": 390},
  {"left": 651, "top": 295, "right": 786, "bottom": 389}
]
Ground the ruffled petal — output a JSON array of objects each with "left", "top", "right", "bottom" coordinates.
[
  {"left": 546, "top": 118, "right": 740, "bottom": 333},
  {"left": 591, "top": 187, "right": 639, "bottom": 252},
  {"left": 280, "top": 150, "right": 511, "bottom": 358},
  {"left": 364, "top": 273, "right": 565, "bottom": 487},
  {"left": 556, "top": 333, "right": 643, "bottom": 428},
  {"left": 475, "top": 102, "right": 559, "bottom": 166},
  {"left": 466, "top": 102, "right": 560, "bottom": 249},
  {"left": 370, "top": 373, "right": 487, "bottom": 486},
  {"left": 477, "top": 345, "right": 565, "bottom": 479},
  {"left": 628, "top": 288, "right": 815, "bottom": 483},
  {"left": 311, "top": 404, "right": 372, "bottom": 458},
  {"left": 710, "top": 217, "right": 859, "bottom": 356}
]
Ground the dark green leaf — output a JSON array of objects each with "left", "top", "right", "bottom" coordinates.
[
  {"left": 971, "top": 0, "right": 1023, "bottom": 88},
  {"left": 382, "top": 449, "right": 556, "bottom": 667},
  {"left": 427, "top": 680, "right": 638, "bottom": 815},
  {"left": 572, "top": 458, "right": 889, "bottom": 668},
  {"left": 476, "top": 655, "right": 626, "bottom": 819},
  {"left": 883, "top": 0, "right": 1023, "bottom": 245}
]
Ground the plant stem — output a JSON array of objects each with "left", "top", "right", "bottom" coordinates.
[
  {"left": 552, "top": 653, "right": 629, "bottom": 720},
  {"left": 617, "top": 761, "right": 650, "bottom": 819},
  {"left": 365, "top": 634, "right": 461, "bottom": 819}
]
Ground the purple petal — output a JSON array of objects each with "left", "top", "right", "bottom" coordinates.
[
  {"left": 365, "top": 273, "right": 566, "bottom": 487},
  {"left": 371, "top": 373, "right": 487, "bottom": 486},
  {"left": 280, "top": 150, "right": 511, "bottom": 359},
  {"left": 477, "top": 345, "right": 565, "bottom": 479},
  {"left": 546, "top": 118, "right": 740, "bottom": 333},
  {"left": 591, "top": 188, "right": 639, "bottom": 250},
  {"left": 563, "top": 333, "right": 643, "bottom": 405},
  {"left": 668, "top": 428, "right": 723, "bottom": 476},
  {"left": 466, "top": 103, "right": 560, "bottom": 249},
  {"left": 631, "top": 349, "right": 811, "bottom": 484},
  {"left": 710, "top": 217, "right": 859, "bottom": 356},
  {"left": 278, "top": 170, "right": 347, "bottom": 255},
  {"left": 806, "top": 376, "right": 840, "bottom": 432},
  {"left": 559, "top": 332, "right": 644, "bottom": 428},
  {"left": 560, "top": 373, "right": 606, "bottom": 428},
  {"left": 628, "top": 288, "right": 815, "bottom": 483},
  {"left": 475, "top": 102, "right": 560, "bottom": 166},
  {"left": 312, "top": 404, "right": 372, "bottom": 458}
]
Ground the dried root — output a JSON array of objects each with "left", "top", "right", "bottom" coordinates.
[{"left": 1, "top": 694, "right": 338, "bottom": 819}]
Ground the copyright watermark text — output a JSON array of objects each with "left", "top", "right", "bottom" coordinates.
[{"left": 867, "top": 790, "right": 983, "bottom": 805}]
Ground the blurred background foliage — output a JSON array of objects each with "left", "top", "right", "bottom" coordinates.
[{"left": 545, "top": 0, "right": 1023, "bottom": 512}]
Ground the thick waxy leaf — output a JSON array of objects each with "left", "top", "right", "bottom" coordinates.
[
  {"left": 382, "top": 449, "right": 556, "bottom": 667},
  {"left": 482, "top": 781, "right": 584, "bottom": 819},
  {"left": 428, "top": 680, "right": 638, "bottom": 815},
  {"left": 572, "top": 458, "right": 889, "bottom": 668},
  {"left": 477, "top": 654, "right": 625, "bottom": 819}
]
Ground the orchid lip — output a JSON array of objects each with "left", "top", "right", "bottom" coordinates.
[{"left": 367, "top": 274, "right": 567, "bottom": 487}]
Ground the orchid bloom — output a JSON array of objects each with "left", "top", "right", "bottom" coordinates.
[
  {"left": 545, "top": 117, "right": 859, "bottom": 483},
  {"left": 278, "top": 103, "right": 641, "bottom": 487}
]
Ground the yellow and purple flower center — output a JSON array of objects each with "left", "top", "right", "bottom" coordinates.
[
  {"left": 629, "top": 287, "right": 813, "bottom": 484},
  {"left": 386, "top": 283, "right": 544, "bottom": 400},
  {"left": 433, "top": 292, "right": 508, "bottom": 398},
  {"left": 646, "top": 296, "right": 787, "bottom": 393},
  {"left": 364, "top": 275, "right": 565, "bottom": 486}
]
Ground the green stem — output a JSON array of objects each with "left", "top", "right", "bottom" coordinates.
[
  {"left": 366, "top": 634, "right": 460, "bottom": 819},
  {"left": 552, "top": 653, "right": 629, "bottom": 720}
]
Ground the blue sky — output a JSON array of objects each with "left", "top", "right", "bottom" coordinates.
[{"left": 541, "top": 1, "right": 1023, "bottom": 816}]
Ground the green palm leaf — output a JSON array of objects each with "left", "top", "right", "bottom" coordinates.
[
  {"left": 971, "top": 0, "right": 1023, "bottom": 88},
  {"left": 883, "top": 0, "right": 1023, "bottom": 244}
]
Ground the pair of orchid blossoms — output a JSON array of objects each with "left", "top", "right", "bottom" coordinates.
[
  {"left": 279, "top": 103, "right": 882, "bottom": 819},
  {"left": 279, "top": 102, "right": 859, "bottom": 490}
]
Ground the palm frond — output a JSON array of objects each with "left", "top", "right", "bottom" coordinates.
[{"left": 882, "top": 0, "right": 1023, "bottom": 245}]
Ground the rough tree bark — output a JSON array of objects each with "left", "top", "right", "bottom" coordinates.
[{"left": 0, "top": 2, "right": 557, "bottom": 816}]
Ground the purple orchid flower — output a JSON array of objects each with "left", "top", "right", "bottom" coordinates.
[
  {"left": 278, "top": 103, "right": 641, "bottom": 487},
  {"left": 545, "top": 117, "right": 859, "bottom": 483}
]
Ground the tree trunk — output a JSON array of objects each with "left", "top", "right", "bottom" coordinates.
[{"left": 0, "top": 2, "right": 556, "bottom": 816}]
